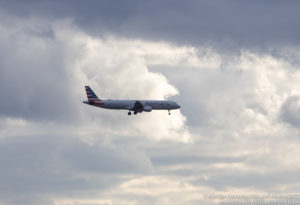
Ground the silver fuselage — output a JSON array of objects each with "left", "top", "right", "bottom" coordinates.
[{"left": 83, "top": 100, "right": 180, "bottom": 111}]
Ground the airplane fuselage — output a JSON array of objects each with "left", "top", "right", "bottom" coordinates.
[{"left": 83, "top": 100, "right": 180, "bottom": 111}]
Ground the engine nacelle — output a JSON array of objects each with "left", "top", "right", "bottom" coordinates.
[{"left": 143, "top": 106, "right": 152, "bottom": 112}]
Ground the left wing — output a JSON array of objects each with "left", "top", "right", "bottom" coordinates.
[
  {"left": 128, "top": 100, "right": 152, "bottom": 113},
  {"left": 128, "top": 100, "right": 144, "bottom": 113}
]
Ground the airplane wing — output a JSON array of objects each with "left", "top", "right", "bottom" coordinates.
[{"left": 130, "top": 100, "right": 144, "bottom": 112}]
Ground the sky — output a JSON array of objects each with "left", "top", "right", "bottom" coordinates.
[{"left": 1, "top": 0, "right": 300, "bottom": 204}]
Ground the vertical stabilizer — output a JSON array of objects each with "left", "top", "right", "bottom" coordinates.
[{"left": 85, "top": 86, "right": 102, "bottom": 103}]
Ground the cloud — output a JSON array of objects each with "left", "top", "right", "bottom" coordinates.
[
  {"left": 0, "top": 18, "right": 74, "bottom": 121},
  {"left": 0, "top": 13, "right": 192, "bottom": 203},
  {"left": 2, "top": 6, "right": 300, "bottom": 205},
  {"left": 2, "top": 0, "right": 300, "bottom": 50},
  {"left": 0, "top": 134, "right": 148, "bottom": 205},
  {"left": 0, "top": 14, "right": 191, "bottom": 142},
  {"left": 280, "top": 96, "right": 300, "bottom": 127}
]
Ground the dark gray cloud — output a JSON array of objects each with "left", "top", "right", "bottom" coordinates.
[
  {"left": 280, "top": 96, "right": 300, "bottom": 128},
  {"left": 194, "top": 169, "right": 300, "bottom": 191},
  {"left": 1, "top": 0, "right": 300, "bottom": 50},
  {"left": 0, "top": 134, "right": 142, "bottom": 201},
  {"left": 151, "top": 155, "right": 245, "bottom": 166},
  {"left": 0, "top": 23, "right": 75, "bottom": 121}
]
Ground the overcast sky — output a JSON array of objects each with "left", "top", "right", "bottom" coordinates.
[{"left": 1, "top": 1, "right": 300, "bottom": 204}]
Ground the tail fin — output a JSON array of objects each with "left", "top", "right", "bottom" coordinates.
[{"left": 85, "top": 86, "right": 102, "bottom": 103}]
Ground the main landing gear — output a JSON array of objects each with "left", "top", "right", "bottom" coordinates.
[
  {"left": 128, "top": 111, "right": 138, "bottom": 115},
  {"left": 128, "top": 110, "right": 171, "bottom": 115}
]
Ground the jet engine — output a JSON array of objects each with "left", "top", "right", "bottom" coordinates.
[{"left": 143, "top": 106, "right": 152, "bottom": 112}]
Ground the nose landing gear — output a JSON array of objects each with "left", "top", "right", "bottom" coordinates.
[{"left": 168, "top": 109, "right": 171, "bottom": 115}]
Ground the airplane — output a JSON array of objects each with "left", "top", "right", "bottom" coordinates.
[{"left": 83, "top": 86, "right": 181, "bottom": 115}]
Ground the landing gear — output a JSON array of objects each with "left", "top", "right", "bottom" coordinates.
[
  {"left": 128, "top": 111, "right": 138, "bottom": 115},
  {"left": 168, "top": 109, "right": 171, "bottom": 115}
]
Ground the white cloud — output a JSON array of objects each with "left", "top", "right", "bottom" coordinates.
[
  {"left": 2, "top": 11, "right": 300, "bottom": 205},
  {"left": 0, "top": 15, "right": 191, "bottom": 143},
  {"left": 66, "top": 29, "right": 191, "bottom": 142}
]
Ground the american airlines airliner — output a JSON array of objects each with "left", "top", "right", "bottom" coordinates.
[{"left": 83, "top": 86, "right": 181, "bottom": 115}]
